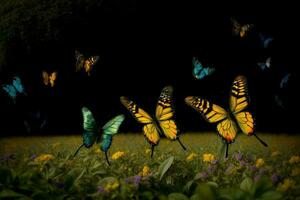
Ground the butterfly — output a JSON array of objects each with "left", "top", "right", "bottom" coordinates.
[
  {"left": 120, "top": 86, "right": 186, "bottom": 157},
  {"left": 75, "top": 50, "right": 99, "bottom": 76},
  {"left": 2, "top": 76, "right": 26, "bottom": 103},
  {"left": 185, "top": 76, "right": 267, "bottom": 158},
  {"left": 230, "top": 18, "right": 254, "bottom": 38},
  {"left": 24, "top": 110, "right": 47, "bottom": 134},
  {"left": 73, "top": 107, "right": 125, "bottom": 165},
  {"left": 258, "top": 33, "right": 273, "bottom": 49},
  {"left": 42, "top": 71, "right": 57, "bottom": 87},
  {"left": 280, "top": 73, "right": 291, "bottom": 89},
  {"left": 257, "top": 57, "right": 271, "bottom": 71},
  {"left": 192, "top": 57, "right": 216, "bottom": 80}
]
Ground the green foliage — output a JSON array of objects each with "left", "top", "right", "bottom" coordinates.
[{"left": 0, "top": 133, "right": 299, "bottom": 199}]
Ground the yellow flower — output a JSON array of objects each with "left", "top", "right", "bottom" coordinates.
[
  {"left": 271, "top": 151, "right": 280, "bottom": 157},
  {"left": 255, "top": 158, "right": 265, "bottom": 168},
  {"left": 277, "top": 179, "right": 295, "bottom": 192},
  {"left": 203, "top": 153, "right": 215, "bottom": 163},
  {"left": 291, "top": 168, "right": 300, "bottom": 176},
  {"left": 94, "top": 148, "right": 101, "bottom": 154},
  {"left": 104, "top": 180, "right": 119, "bottom": 191},
  {"left": 186, "top": 153, "right": 197, "bottom": 161},
  {"left": 145, "top": 148, "right": 151, "bottom": 154},
  {"left": 111, "top": 151, "right": 125, "bottom": 160},
  {"left": 52, "top": 142, "right": 61, "bottom": 148},
  {"left": 289, "top": 155, "right": 300, "bottom": 164},
  {"left": 139, "top": 165, "right": 151, "bottom": 176},
  {"left": 34, "top": 154, "right": 54, "bottom": 163}
]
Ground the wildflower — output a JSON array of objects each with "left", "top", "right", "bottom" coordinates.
[
  {"left": 289, "top": 155, "right": 300, "bottom": 164},
  {"left": 203, "top": 153, "right": 216, "bottom": 163},
  {"left": 111, "top": 151, "right": 125, "bottom": 160},
  {"left": 291, "top": 168, "right": 300, "bottom": 176},
  {"left": 104, "top": 180, "right": 119, "bottom": 191},
  {"left": 239, "top": 160, "right": 246, "bottom": 167},
  {"left": 145, "top": 148, "right": 151, "bottom": 154},
  {"left": 254, "top": 175, "right": 261, "bottom": 182},
  {"left": 97, "top": 186, "right": 106, "bottom": 194},
  {"left": 34, "top": 154, "right": 54, "bottom": 163},
  {"left": 125, "top": 175, "right": 142, "bottom": 186},
  {"left": 271, "top": 174, "right": 279, "bottom": 184},
  {"left": 277, "top": 179, "right": 295, "bottom": 192},
  {"left": 94, "top": 148, "right": 101, "bottom": 154},
  {"left": 196, "top": 172, "right": 208, "bottom": 180},
  {"left": 30, "top": 154, "right": 37, "bottom": 160},
  {"left": 250, "top": 165, "right": 257, "bottom": 171},
  {"left": 186, "top": 153, "right": 197, "bottom": 161},
  {"left": 139, "top": 165, "right": 151, "bottom": 177},
  {"left": 225, "top": 163, "right": 236, "bottom": 175},
  {"left": 235, "top": 151, "right": 243, "bottom": 161},
  {"left": 258, "top": 167, "right": 268, "bottom": 175},
  {"left": 255, "top": 158, "right": 264, "bottom": 168},
  {"left": 271, "top": 151, "right": 280, "bottom": 157}
]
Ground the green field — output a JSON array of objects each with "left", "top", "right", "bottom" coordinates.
[{"left": 1, "top": 133, "right": 300, "bottom": 199}]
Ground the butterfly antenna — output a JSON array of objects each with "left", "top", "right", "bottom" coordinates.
[
  {"left": 105, "top": 151, "right": 111, "bottom": 166},
  {"left": 73, "top": 144, "right": 85, "bottom": 158},
  {"left": 177, "top": 138, "right": 186, "bottom": 150},
  {"left": 225, "top": 143, "right": 229, "bottom": 158},
  {"left": 253, "top": 134, "right": 268, "bottom": 147},
  {"left": 151, "top": 145, "right": 155, "bottom": 158}
]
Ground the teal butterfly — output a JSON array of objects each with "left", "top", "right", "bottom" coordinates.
[
  {"left": 74, "top": 107, "right": 125, "bottom": 165},
  {"left": 192, "top": 57, "right": 215, "bottom": 80},
  {"left": 2, "top": 76, "right": 26, "bottom": 103}
]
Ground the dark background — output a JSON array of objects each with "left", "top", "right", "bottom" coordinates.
[{"left": 0, "top": 1, "right": 298, "bottom": 135}]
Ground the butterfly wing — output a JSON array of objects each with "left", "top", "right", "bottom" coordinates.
[
  {"left": 192, "top": 58, "right": 215, "bottom": 79},
  {"left": 230, "top": 76, "right": 254, "bottom": 136},
  {"left": 280, "top": 73, "right": 291, "bottom": 89},
  {"left": 42, "top": 71, "right": 49, "bottom": 86},
  {"left": 217, "top": 118, "right": 238, "bottom": 143},
  {"left": 100, "top": 114, "right": 125, "bottom": 152},
  {"left": 12, "top": 76, "right": 25, "bottom": 94},
  {"left": 84, "top": 56, "right": 99, "bottom": 75},
  {"left": 75, "top": 50, "right": 85, "bottom": 71},
  {"left": 49, "top": 72, "right": 57, "bottom": 87},
  {"left": 155, "top": 86, "right": 178, "bottom": 140},
  {"left": 185, "top": 96, "right": 227, "bottom": 123},
  {"left": 81, "top": 107, "right": 98, "bottom": 147},
  {"left": 120, "top": 96, "right": 160, "bottom": 145},
  {"left": 3, "top": 85, "right": 17, "bottom": 102},
  {"left": 230, "top": 18, "right": 241, "bottom": 36}
]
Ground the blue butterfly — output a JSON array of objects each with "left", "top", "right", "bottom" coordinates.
[
  {"left": 257, "top": 57, "right": 271, "bottom": 71},
  {"left": 2, "top": 76, "right": 26, "bottom": 103},
  {"left": 74, "top": 107, "right": 125, "bottom": 165},
  {"left": 192, "top": 57, "right": 215, "bottom": 80},
  {"left": 280, "top": 73, "right": 291, "bottom": 89},
  {"left": 259, "top": 33, "right": 273, "bottom": 49}
]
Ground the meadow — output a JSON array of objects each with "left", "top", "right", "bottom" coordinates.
[{"left": 1, "top": 133, "right": 300, "bottom": 199}]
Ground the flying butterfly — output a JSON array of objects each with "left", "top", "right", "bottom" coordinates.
[
  {"left": 257, "top": 57, "right": 271, "bottom": 71},
  {"left": 2, "top": 76, "right": 26, "bottom": 103},
  {"left": 192, "top": 57, "right": 216, "bottom": 80},
  {"left": 75, "top": 50, "right": 99, "bottom": 76},
  {"left": 259, "top": 32, "right": 274, "bottom": 49},
  {"left": 280, "top": 73, "right": 291, "bottom": 89},
  {"left": 73, "top": 107, "right": 125, "bottom": 165},
  {"left": 185, "top": 76, "right": 267, "bottom": 158},
  {"left": 42, "top": 71, "right": 57, "bottom": 87},
  {"left": 230, "top": 18, "right": 254, "bottom": 38},
  {"left": 120, "top": 86, "right": 186, "bottom": 157}
]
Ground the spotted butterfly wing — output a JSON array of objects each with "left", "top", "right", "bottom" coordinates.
[
  {"left": 100, "top": 114, "right": 125, "bottom": 165},
  {"left": 192, "top": 57, "right": 215, "bottom": 80}
]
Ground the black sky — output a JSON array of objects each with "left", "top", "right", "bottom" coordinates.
[{"left": 0, "top": 1, "right": 299, "bottom": 135}]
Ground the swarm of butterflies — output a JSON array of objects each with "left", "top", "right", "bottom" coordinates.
[{"left": 2, "top": 17, "right": 293, "bottom": 166}]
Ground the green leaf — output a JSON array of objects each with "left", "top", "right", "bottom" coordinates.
[
  {"left": 240, "top": 177, "right": 253, "bottom": 193},
  {"left": 190, "top": 184, "right": 216, "bottom": 200},
  {"left": 258, "top": 191, "right": 283, "bottom": 200},
  {"left": 0, "top": 189, "right": 27, "bottom": 198},
  {"left": 168, "top": 193, "right": 189, "bottom": 200},
  {"left": 158, "top": 156, "right": 174, "bottom": 180},
  {"left": 0, "top": 168, "right": 13, "bottom": 184},
  {"left": 183, "top": 180, "right": 194, "bottom": 192}
]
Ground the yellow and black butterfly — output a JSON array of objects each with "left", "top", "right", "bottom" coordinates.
[
  {"left": 75, "top": 50, "right": 99, "bottom": 76},
  {"left": 230, "top": 18, "right": 254, "bottom": 38},
  {"left": 42, "top": 71, "right": 57, "bottom": 87},
  {"left": 185, "top": 76, "right": 267, "bottom": 157},
  {"left": 120, "top": 86, "right": 186, "bottom": 157}
]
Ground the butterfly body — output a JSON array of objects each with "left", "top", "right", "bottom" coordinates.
[
  {"left": 192, "top": 57, "right": 215, "bottom": 80},
  {"left": 83, "top": 131, "right": 98, "bottom": 148},
  {"left": 121, "top": 86, "right": 186, "bottom": 157}
]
